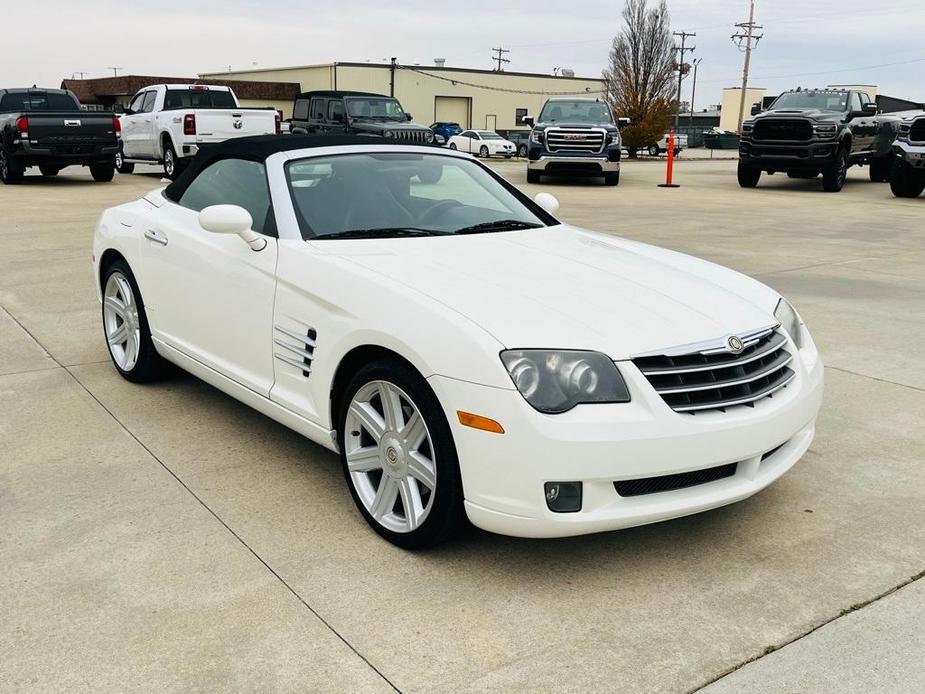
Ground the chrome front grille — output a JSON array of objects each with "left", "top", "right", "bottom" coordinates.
[
  {"left": 389, "top": 129, "right": 428, "bottom": 143},
  {"left": 545, "top": 127, "right": 606, "bottom": 153},
  {"left": 633, "top": 327, "right": 794, "bottom": 413},
  {"left": 273, "top": 324, "right": 316, "bottom": 378},
  {"left": 910, "top": 118, "right": 925, "bottom": 144}
]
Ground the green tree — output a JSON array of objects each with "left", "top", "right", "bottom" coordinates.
[{"left": 603, "top": 0, "right": 676, "bottom": 157}]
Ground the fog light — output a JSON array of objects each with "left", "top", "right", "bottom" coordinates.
[{"left": 544, "top": 482, "right": 582, "bottom": 513}]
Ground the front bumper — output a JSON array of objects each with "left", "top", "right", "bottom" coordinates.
[
  {"left": 739, "top": 138, "right": 839, "bottom": 169},
  {"left": 893, "top": 140, "right": 925, "bottom": 168},
  {"left": 528, "top": 155, "right": 620, "bottom": 174},
  {"left": 428, "top": 336, "right": 824, "bottom": 538}
]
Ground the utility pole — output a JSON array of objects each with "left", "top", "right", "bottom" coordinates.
[
  {"left": 688, "top": 58, "right": 702, "bottom": 130},
  {"left": 71, "top": 71, "right": 88, "bottom": 80},
  {"left": 490, "top": 47, "right": 510, "bottom": 72},
  {"left": 389, "top": 57, "right": 397, "bottom": 97},
  {"left": 107, "top": 67, "right": 123, "bottom": 77},
  {"left": 673, "top": 31, "right": 696, "bottom": 129},
  {"left": 732, "top": 0, "right": 763, "bottom": 133}
]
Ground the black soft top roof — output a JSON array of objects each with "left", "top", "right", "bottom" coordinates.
[
  {"left": 163, "top": 134, "right": 436, "bottom": 201},
  {"left": 296, "top": 90, "right": 385, "bottom": 99}
]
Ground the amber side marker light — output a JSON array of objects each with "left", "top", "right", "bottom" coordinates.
[{"left": 457, "top": 411, "right": 505, "bottom": 434}]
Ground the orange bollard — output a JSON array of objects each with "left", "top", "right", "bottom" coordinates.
[{"left": 658, "top": 129, "right": 681, "bottom": 188}]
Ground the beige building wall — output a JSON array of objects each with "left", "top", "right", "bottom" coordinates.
[
  {"left": 202, "top": 63, "right": 605, "bottom": 132},
  {"left": 720, "top": 87, "right": 767, "bottom": 132},
  {"left": 237, "top": 98, "right": 293, "bottom": 118}
]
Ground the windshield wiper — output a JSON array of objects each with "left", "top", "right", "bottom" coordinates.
[
  {"left": 318, "top": 227, "right": 443, "bottom": 240},
  {"left": 454, "top": 220, "right": 544, "bottom": 235}
]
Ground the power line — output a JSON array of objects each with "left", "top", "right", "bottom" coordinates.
[
  {"left": 731, "top": 0, "right": 763, "bottom": 132},
  {"left": 673, "top": 31, "right": 697, "bottom": 128},
  {"left": 396, "top": 64, "right": 603, "bottom": 95},
  {"left": 491, "top": 47, "right": 511, "bottom": 72}
]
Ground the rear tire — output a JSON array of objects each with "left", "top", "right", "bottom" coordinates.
[
  {"left": 526, "top": 169, "right": 540, "bottom": 183},
  {"left": 889, "top": 160, "right": 925, "bottom": 198},
  {"left": 869, "top": 156, "right": 891, "bottom": 183},
  {"left": 337, "top": 359, "right": 465, "bottom": 549},
  {"left": 115, "top": 151, "right": 135, "bottom": 174},
  {"left": 162, "top": 143, "right": 185, "bottom": 180},
  {"left": 518, "top": 144, "right": 527, "bottom": 158},
  {"left": 648, "top": 144, "right": 660, "bottom": 157},
  {"left": 449, "top": 143, "right": 457, "bottom": 150},
  {"left": 39, "top": 165, "right": 60, "bottom": 177},
  {"left": 822, "top": 147, "right": 848, "bottom": 192},
  {"left": 0, "top": 149, "right": 24, "bottom": 184},
  {"left": 90, "top": 161, "right": 115, "bottom": 182},
  {"left": 479, "top": 145, "right": 489, "bottom": 158},
  {"left": 737, "top": 162, "right": 761, "bottom": 188},
  {"left": 604, "top": 171, "right": 620, "bottom": 186}
]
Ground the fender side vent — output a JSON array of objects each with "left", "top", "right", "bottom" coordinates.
[{"left": 274, "top": 324, "right": 316, "bottom": 378}]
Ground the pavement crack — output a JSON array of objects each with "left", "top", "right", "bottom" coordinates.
[
  {"left": 825, "top": 365, "right": 925, "bottom": 394},
  {"left": 687, "top": 570, "right": 925, "bottom": 693}
]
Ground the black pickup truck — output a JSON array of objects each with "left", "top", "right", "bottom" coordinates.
[
  {"left": 0, "top": 88, "right": 120, "bottom": 184},
  {"left": 738, "top": 88, "right": 901, "bottom": 192},
  {"left": 289, "top": 91, "right": 435, "bottom": 144}
]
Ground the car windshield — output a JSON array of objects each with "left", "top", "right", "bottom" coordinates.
[
  {"left": 539, "top": 100, "right": 613, "bottom": 124},
  {"left": 0, "top": 91, "right": 78, "bottom": 112},
  {"left": 771, "top": 91, "right": 848, "bottom": 111},
  {"left": 163, "top": 89, "right": 237, "bottom": 110},
  {"left": 286, "top": 152, "right": 547, "bottom": 239},
  {"left": 345, "top": 97, "right": 406, "bottom": 120},
  {"left": 478, "top": 131, "right": 502, "bottom": 139}
]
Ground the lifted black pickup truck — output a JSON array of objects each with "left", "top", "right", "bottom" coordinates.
[
  {"left": 738, "top": 88, "right": 901, "bottom": 192},
  {"left": 0, "top": 88, "right": 119, "bottom": 184}
]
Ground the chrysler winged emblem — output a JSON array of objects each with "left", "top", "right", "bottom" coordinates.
[{"left": 727, "top": 335, "right": 745, "bottom": 353}]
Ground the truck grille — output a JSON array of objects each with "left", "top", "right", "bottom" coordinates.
[
  {"left": 910, "top": 119, "right": 925, "bottom": 143},
  {"left": 632, "top": 327, "right": 795, "bottom": 413},
  {"left": 387, "top": 130, "right": 429, "bottom": 143},
  {"left": 752, "top": 119, "right": 813, "bottom": 142},
  {"left": 545, "top": 127, "right": 606, "bottom": 153}
]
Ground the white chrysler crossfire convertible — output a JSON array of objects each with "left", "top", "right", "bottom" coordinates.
[{"left": 93, "top": 135, "right": 824, "bottom": 548}]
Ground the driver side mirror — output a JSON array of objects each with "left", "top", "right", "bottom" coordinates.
[
  {"left": 618, "top": 117, "right": 631, "bottom": 126},
  {"left": 534, "top": 192, "right": 559, "bottom": 215},
  {"left": 405, "top": 113, "right": 413, "bottom": 121},
  {"left": 522, "top": 116, "right": 534, "bottom": 126},
  {"left": 863, "top": 102, "right": 878, "bottom": 115},
  {"left": 199, "top": 205, "right": 266, "bottom": 251},
  {"left": 750, "top": 102, "right": 761, "bottom": 116}
]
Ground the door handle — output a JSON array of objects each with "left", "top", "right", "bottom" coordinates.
[{"left": 144, "top": 228, "right": 168, "bottom": 246}]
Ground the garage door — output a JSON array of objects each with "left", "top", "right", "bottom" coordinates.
[{"left": 434, "top": 96, "right": 470, "bottom": 128}]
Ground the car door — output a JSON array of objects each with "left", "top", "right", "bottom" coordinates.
[
  {"left": 136, "top": 90, "right": 159, "bottom": 158},
  {"left": 138, "top": 157, "right": 278, "bottom": 395},
  {"left": 291, "top": 98, "right": 310, "bottom": 133},
  {"left": 307, "top": 97, "right": 326, "bottom": 134},
  {"left": 327, "top": 99, "right": 347, "bottom": 133},
  {"left": 121, "top": 91, "right": 147, "bottom": 157}
]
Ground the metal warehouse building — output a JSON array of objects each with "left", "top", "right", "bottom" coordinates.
[{"left": 200, "top": 61, "right": 605, "bottom": 130}]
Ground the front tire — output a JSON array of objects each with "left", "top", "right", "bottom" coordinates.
[
  {"left": 90, "top": 161, "right": 115, "bottom": 182},
  {"left": 518, "top": 144, "right": 527, "bottom": 158},
  {"left": 101, "top": 260, "right": 166, "bottom": 383},
  {"left": 338, "top": 360, "right": 465, "bottom": 549},
  {"left": 737, "top": 162, "right": 761, "bottom": 188},
  {"left": 822, "top": 147, "right": 848, "bottom": 192},
  {"left": 890, "top": 160, "right": 925, "bottom": 198},
  {"left": 604, "top": 171, "right": 620, "bottom": 186}
]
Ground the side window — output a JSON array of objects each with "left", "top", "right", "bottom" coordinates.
[
  {"left": 849, "top": 92, "right": 862, "bottom": 113},
  {"left": 293, "top": 99, "right": 309, "bottom": 120},
  {"left": 309, "top": 98, "right": 325, "bottom": 121},
  {"left": 178, "top": 158, "right": 274, "bottom": 236},
  {"left": 128, "top": 92, "right": 146, "bottom": 114},
  {"left": 328, "top": 99, "right": 345, "bottom": 123},
  {"left": 141, "top": 91, "right": 157, "bottom": 113}
]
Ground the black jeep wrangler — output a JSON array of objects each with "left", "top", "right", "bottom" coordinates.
[
  {"left": 738, "top": 88, "right": 901, "bottom": 192},
  {"left": 289, "top": 91, "right": 435, "bottom": 144}
]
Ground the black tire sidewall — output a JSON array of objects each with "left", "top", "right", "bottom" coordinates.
[
  {"left": 337, "top": 360, "right": 465, "bottom": 549},
  {"left": 101, "top": 259, "right": 163, "bottom": 382}
]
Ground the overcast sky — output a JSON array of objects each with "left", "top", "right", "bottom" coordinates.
[{"left": 6, "top": 0, "right": 924, "bottom": 108}]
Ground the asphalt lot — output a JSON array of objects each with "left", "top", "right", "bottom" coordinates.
[{"left": 2, "top": 156, "right": 923, "bottom": 693}]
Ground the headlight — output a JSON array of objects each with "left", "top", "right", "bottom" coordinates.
[
  {"left": 425, "top": 131, "right": 435, "bottom": 143},
  {"left": 741, "top": 121, "right": 754, "bottom": 133},
  {"left": 774, "top": 299, "right": 804, "bottom": 348},
  {"left": 500, "top": 350, "right": 630, "bottom": 414},
  {"left": 530, "top": 129, "right": 544, "bottom": 144},
  {"left": 813, "top": 123, "right": 837, "bottom": 137},
  {"left": 384, "top": 131, "right": 395, "bottom": 139},
  {"left": 898, "top": 123, "right": 911, "bottom": 142}
]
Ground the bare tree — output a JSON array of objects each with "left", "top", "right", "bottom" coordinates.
[{"left": 603, "top": 0, "right": 676, "bottom": 157}]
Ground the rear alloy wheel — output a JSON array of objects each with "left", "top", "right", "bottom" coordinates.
[
  {"left": 869, "top": 156, "right": 891, "bottom": 183},
  {"left": 39, "top": 165, "right": 60, "bottom": 177},
  {"left": 163, "top": 144, "right": 185, "bottom": 180},
  {"left": 518, "top": 144, "right": 527, "bottom": 158},
  {"left": 449, "top": 143, "right": 457, "bottom": 150},
  {"left": 90, "top": 161, "right": 115, "bottom": 182},
  {"left": 648, "top": 144, "right": 660, "bottom": 157},
  {"left": 479, "top": 145, "right": 489, "bottom": 158},
  {"left": 889, "top": 160, "right": 925, "bottom": 198},
  {"left": 822, "top": 148, "right": 848, "bottom": 192},
  {"left": 339, "top": 361, "right": 464, "bottom": 549},
  {"left": 737, "top": 162, "right": 761, "bottom": 188},
  {"left": 115, "top": 151, "right": 135, "bottom": 174},
  {"left": 101, "top": 260, "right": 165, "bottom": 382},
  {"left": 0, "top": 149, "right": 24, "bottom": 184}
]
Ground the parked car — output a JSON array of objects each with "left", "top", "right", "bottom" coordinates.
[
  {"left": 93, "top": 134, "right": 823, "bottom": 548},
  {"left": 506, "top": 131, "right": 531, "bottom": 158},
  {"left": 430, "top": 121, "right": 462, "bottom": 142},
  {"left": 890, "top": 112, "right": 925, "bottom": 198},
  {"left": 115, "top": 84, "right": 280, "bottom": 179},
  {"left": 447, "top": 130, "right": 515, "bottom": 158},
  {"left": 738, "top": 88, "right": 903, "bottom": 192},
  {"left": 289, "top": 90, "right": 435, "bottom": 144},
  {"left": 524, "top": 98, "right": 625, "bottom": 185},
  {"left": 648, "top": 133, "right": 688, "bottom": 157},
  {"left": 0, "top": 87, "right": 119, "bottom": 184}
]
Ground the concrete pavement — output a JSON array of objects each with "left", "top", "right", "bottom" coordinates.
[{"left": 1, "top": 158, "right": 923, "bottom": 692}]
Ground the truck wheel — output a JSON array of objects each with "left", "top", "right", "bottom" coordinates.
[
  {"left": 604, "top": 172, "right": 620, "bottom": 186},
  {"left": 889, "top": 160, "right": 925, "bottom": 198},
  {"left": 648, "top": 144, "right": 660, "bottom": 157},
  {"left": 822, "top": 148, "right": 848, "bottom": 192},
  {"left": 737, "top": 162, "right": 761, "bottom": 188},
  {"left": 527, "top": 169, "right": 540, "bottom": 184},
  {"left": 115, "top": 151, "right": 135, "bottom": 175},
  {"left": 869, "top": 156, "right": 891, "bottom": 183},
  {"left": 39, "top": 165, "right": 60, "bottom": 177},
  {"left": 90, "top": 162, "right": 115, "bottom": 182},
  {"left": 0, "top": 149, "right": 24, "bottom": 184},
  {"left": 163, "top": 144, "right": 185, "bottom": 180}
]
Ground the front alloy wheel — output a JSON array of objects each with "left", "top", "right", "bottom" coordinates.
[{"left": 339, "top": 361, "right": 464, "bottom": 548}]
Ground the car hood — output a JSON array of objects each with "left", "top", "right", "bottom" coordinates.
[
  {"left": 759, "top": 109, "right": 845, "bottom": 122},
  {"left": 316, "top": 225, "right": 780, "bottom": 358},
  {"left": 537, "top": 122, "right": 618, "bottom": 131}
]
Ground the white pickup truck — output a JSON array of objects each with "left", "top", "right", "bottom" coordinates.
[{"left": 115, "top": 84, "right": 280, "bottom": 178}]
